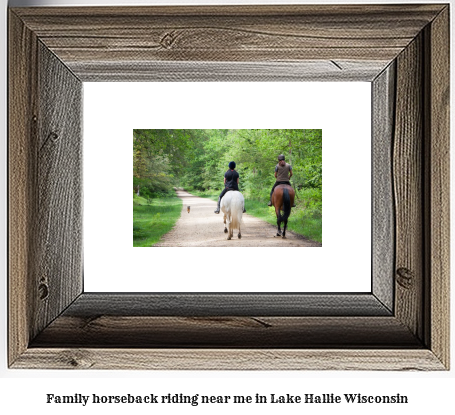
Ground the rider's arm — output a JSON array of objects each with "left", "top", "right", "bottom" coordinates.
[
  {"left": 237, "top": 178, "right": 239, "bottom": 184},
  {"left": 289, "top": 170, "right": 293, "bottom": 179}
]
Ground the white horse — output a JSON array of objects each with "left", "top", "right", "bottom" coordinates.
[{"left": 220, "top": 191, "right": 244, "bottom": 240}]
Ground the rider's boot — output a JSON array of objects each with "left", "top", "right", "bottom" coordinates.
[
  {"left": 214, "top": 197, "right": 221, "bottom": 214},
  {"left": 267, "top": 189, "right": 273, "bottom": 206}
]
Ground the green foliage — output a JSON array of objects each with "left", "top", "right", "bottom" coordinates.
[
  {"left": 291, "top": 188, "right": 322, "bottom": 242},
  {"left": 133, "top": 129, "right": 206, "bottom": 196},
  {"left": 133, "top": 195, "right": 182, "bottom": 247},
  {"left": 133, "top": 193, "right": 149, "bottom": 206}
]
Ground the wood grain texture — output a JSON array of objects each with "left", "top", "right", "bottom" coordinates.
[
  {"left": 8, "top": 11, "right": 38, "bottom": 366},
  {"left": 393, "top": 34, "right": 424, "bottom": 340},
  {"left": 372, "top": 63, "right": 395, "bottom": 312},
  {"left": 65, "top": 293, "right": 391, "bottom": 317},
  {"left": 425, "top": 6, "right": 450, "bottom": 368},
  {"left": 72, "top": 60, "right": 388, "bottom": 82},
  {"left": 13, "top": 349, "right": 445, "bottom": 371},
  {"left": 9, "top": 12, "right": 84, "bottom": 366},
  {"left": 31, "top": 316, "right": 421, "bottom": 349},
  {"left": 11, "top": 5, "right": 444, "bottom": 81},
  {"left": 32, "top": 42, "right": 83, "bottom": 339}
]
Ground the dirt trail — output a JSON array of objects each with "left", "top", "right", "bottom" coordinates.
[{"left": 154, "top": 190, "right": 321, "bottom": 247}]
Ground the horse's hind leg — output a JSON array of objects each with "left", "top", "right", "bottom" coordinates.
[
  {"left": 282, "top": 219, "right": 287, "bottom": 238},
  {"left": 275, "top": 207, "right": 282, "bottom": 236},
  {"left": 223, "top": 215, "right": 228, "bottom": 233},
  {"left": 227, "top": 223, "right": 232, "bottom": 240},
  {"left": 238, "top": 224, "right": 241, "bottom": 239},
  {"left": 226, "top": 219, "right": 232, "bottom": 240}
]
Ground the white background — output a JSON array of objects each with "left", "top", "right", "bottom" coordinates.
[
  {"left": 84, "top": 82, "right": 371, "bottom": 292},
  {"left": 1, "top": 0, "right": 454, "bottom": 414}
]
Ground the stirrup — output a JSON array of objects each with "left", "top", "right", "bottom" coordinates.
[
  {"left": 214, "top": 209, "right": 220, "bottom": 214},
  {"left": 267, "top": 201, "right": 272, "bottom": 206}
]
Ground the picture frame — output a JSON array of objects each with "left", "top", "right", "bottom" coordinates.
[{"left": 8, "top": 4, "right": 449, "bottom": 370}]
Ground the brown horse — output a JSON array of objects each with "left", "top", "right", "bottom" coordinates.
[{"left": 271, "top": 184, "right": 295, "bottom": 238}]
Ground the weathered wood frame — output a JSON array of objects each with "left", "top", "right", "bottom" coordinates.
[{"left": 8, "top": 5, "right": 449, "bottom": 370}]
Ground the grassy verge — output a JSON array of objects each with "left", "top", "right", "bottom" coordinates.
[
  {"left": 190, "top": 189, "right": 322, "bottom": 243},
  {"left": 133, "top": 194, "right": 182, "bottom": 247}
]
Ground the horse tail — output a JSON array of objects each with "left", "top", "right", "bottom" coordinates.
[
  {"left": 282, "top": 188, "right": 291, "bottom": 221},
  {"left": 230, "top": 192, "right": 244, "bottom": 230}
]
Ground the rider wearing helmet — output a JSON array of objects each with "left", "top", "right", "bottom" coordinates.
[
  {"left": 268, "top": 154, "right": 295, "bottom": 207},
  {"left": 214, "top": 161, "right": 246, "bottom": 214}
]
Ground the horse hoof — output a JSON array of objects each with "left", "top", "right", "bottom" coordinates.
[
  {"left": 276, "top": 233, "right": 281, "bottom": 237},
  {"left": 224, "top": 228, "right": 228, "bottom": 233},
  {"left": 238, "top": 233, "right": 241, "bottom": 239}
]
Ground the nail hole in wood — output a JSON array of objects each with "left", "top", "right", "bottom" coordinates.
[
  {"left": 396, "top": 267, "right": 414, "bottom": 289},
  {"left": 160, "top": 31, "right": 179, "bottom": 49},
  {"left": 38, "top": 282, "right": 49, "bottom": 300},
  {"left": 49, "top": 132, "right": 59, "bottom": 142}
]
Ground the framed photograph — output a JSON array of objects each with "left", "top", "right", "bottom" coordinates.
[{"left": 8, "top": 4, "right": 449, "bottom": 370}]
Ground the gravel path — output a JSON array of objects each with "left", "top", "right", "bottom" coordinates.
[{"left": 154, "top": 190, "right": 321, "bottom": 247}]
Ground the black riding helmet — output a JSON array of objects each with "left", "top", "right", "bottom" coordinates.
[
  {"left": 277, "top": 154, "right": 285, "bottom": 161},
  {"left": 229, "top": 161, "right": 236, "bottom": 169}
]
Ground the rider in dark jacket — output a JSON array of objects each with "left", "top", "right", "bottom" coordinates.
[{"left": 214, "top": 161, "right": 245, "bottom": 214}]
